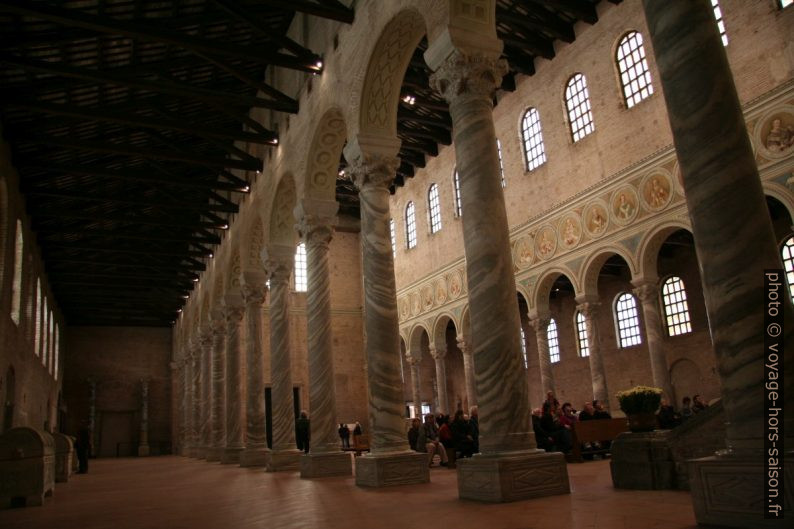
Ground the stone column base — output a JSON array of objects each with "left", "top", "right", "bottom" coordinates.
[
  {"left": 689, "top": 452, "right": 793, "bottom": 528},
  {"left": 265, "top": 449, "right": 302, "bottom": 472},
  {"left": 187, "top": 446, "right": 202, "bottom": 458},
  {"left": 137, "top": 445, "right": 150, "bottom": 457},
  {"left": 204, "top": 447, "right": 224, "bottom": 462},
  {"left": 610, "top": 431, "right": 675, "bottom": 490},
  {"left": 457, "top": 450, "right": 569, "bottom": 502},
  {"left": 355, "top": 451, "right": 430, "bottom": 488},
  {"left": 239, "top": 447, "right": 270, "bottom": 467},
  {"left": 220, "top": 447, "right": 244, "bottom": 464},
  {"left": 300, "top": 451, "right": 353, "bottom": 478}
]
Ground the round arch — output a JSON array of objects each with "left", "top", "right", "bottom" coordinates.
[
  {"left": 635, "top": 219, "right": 692, "bottom": 280},
  {"left": 268, "top": 172, "right": 298, "bottom": 247},
  {"left": 407, "top": 323, "right": 430, "bottom": 359},
  {"left": 580, "top": 245, "right": 638, "bottom": 298},
  {"left": 431, "top": 312, "right": 458, "bottom": 349},
  {"left": 532, "top": 266, "right": 580, "bottom": 315},
  {"left": 304, "top": 108, "right": 347, "bottom": 202}
]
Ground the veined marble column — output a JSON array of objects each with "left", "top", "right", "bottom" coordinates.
[
  {"left": 632, "top": 280, "right": 675, "bottom": 403},
  {"left": 138, "top": 379, "right": 150, "bottom": 456},
  {"left": 407, "top": 355, "right": 423, "bottom": 418},
  {"left": 457, "top": 337, "right": 477, "bottom": 410},
  {"left": 221, "top": 298, "right": 245, "bottom": 464},
  {"left": 643, "top": 2, "right": 793, "bottom": 526},
  {"left": 427, "top": 42, "right": 568, "bottom": 502},
  {"left": 239, "top": 272, "right": 270, "bottom": 467},
  {"left": 296, "top": 199, "right": 352, "bottom": 478},
  {"left": 345, "top": 145, "right": 428, "bottom": 487},
  {"left": 181, "top": 356, "right": 192, "bottom": 456},
  {"left": 529, "top": 317, "right": 556, "bottom": 398},
  {"left": 199, "top": 331, "right": 213, "bottom": 458},
  {"left": 205, "top": 312, "right": 227, "bottom": 462},
  {"left": 430, "top": 346, "right": 449, "bottom": 414},
  {"left": 262, "top": 246, "right": 301, "bottom": 472},
  {"left": 190, "top": 342, "right": 202, "bottom": 458},
  {"left": 576, "top": 300, "right": 609, "bottom": 409}
]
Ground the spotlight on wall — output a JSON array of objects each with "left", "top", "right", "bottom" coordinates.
[
  {"left": 402, "top": 94, "right": 416, "bottom": 105},
  {"left": 177, "top": 308, "right": 182, "bottom": 313},
  {"left": 192, "top": 277, "right": 199, "bottom": 282},
  {"left": 220, "top": 224, "right": 229, "bottom": 230},
  {"left": 240, "top": 185, "right": 250, "bottom": 192},
  {"left": 311, "top": 59, "right": 323, "bottom": 74},
  {"left": 338, "top": 169, "right": 345, "bottom": 177}
]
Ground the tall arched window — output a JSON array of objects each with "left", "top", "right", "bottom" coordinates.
[
  {"left": 34, "top": 279, "right": 41, "bottom": 357},
  {"left": 712, "top": 0, "right": 728, "bottom": 46},
  {"left": 452, "top": 169, "right": 462, "bottom": 218},
  {"left": 496, "top": 139, "right": 506, "bottom": 187},
  {"left": 54, "top": 323, "right": 60, "bottom": 381},
  {"left": 547, "top": 318, "right": 560, "bottom": 363},
  {"left": 782, "top": 236, "right": 794, "bottom": 300},
  {"left": 405, "top": 202, "right": 417, "bottom": 248},
  {"left": 427, "top": 183, "right": 442, "bottom": 233},
  {"left": 565, "top": 73, "right": 595, "bottom": 142},
  {"left": 48, "top": 311, "right": 55, "bottom": 374},
  {"left": 615, "top": 293, "right": 642, "bottom": 347},
  {"left": 616, "top": 31, "right": 653, "bottom": 108},
  {"left": 294, "top": 242, "right": 307, "bottom": 292},
  {"left": 42, "top": 301, "right": 49, "bottom": 368},
  {"left": 389, "top": 218, "right": 396, "bottom": 258},
  {"left": 575, "top": 311, "right": 590, "bottom": 357},
  {"left": 662, "top": 276, "right": 692, "bottom": 336},
  {"left": 520, "top": 325, "right": 528, "bottom": 369},
  {"left": 10, "top": 220, "right": 23, "bottom": 325},
  {"left": 521, "top": 107, "right": 547, "bottom": 171}
]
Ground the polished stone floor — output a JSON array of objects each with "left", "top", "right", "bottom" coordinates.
[{"left": 0, "top": 456, "right": 698, "bottom": 529}]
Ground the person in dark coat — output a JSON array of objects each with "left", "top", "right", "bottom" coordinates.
[
  {"left": 295, "top": 411, "right": 310, "bottom": 454},
  {"left": 450, "top": 409, "right": 475, "bottom": 458},
  {"left": 338, "top": 423, "right": 350, "bottom": 449},
  {"left": 75, "top": 420, "right": 91, "bottom": 474},
  {"left": 469, "top": 406, "right": 479, "bottom": 454}
]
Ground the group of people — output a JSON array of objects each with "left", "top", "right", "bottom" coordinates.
[
  {"left": 407, "top": 407, "right": 479, "bottom": 466},
  {"left": 657, "top": 394, "right": 709, "bottom": 429},
  {"left": 337, "top": 421, "right": 362, "bottom": 449},
  {"left": 531, "top": 392, "right": 612, "bottom": 454}
]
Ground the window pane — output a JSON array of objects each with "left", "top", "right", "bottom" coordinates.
[
  {"left": 497, "top": 139, "right": 506, "bottom": 187},
  {"left": 782, "top": 237, "right": 794, "bottom": 300},
  {"left": 616, "top": 31, "right": 654, "bottom": 108},
  {"left": 615, "top": 293, "right": 643, "bottom": 347},
  {"left": 390, "top": 218, "right": 396, "bottom": 258},
  {"left": 712, "top": 0, "right": 728, "bottom": 46},
  {"left": 405, "top": 202, "right": 417, "bottom": 248},
  {"left": 662, "top": 276, "right": 693, "bottom": 336},
  {"left": 521, "top": 108, "right": 547, "bottom": 171},
  {"left": 547, "top": 318, "right": 560, "bottom": 363},
  {"left": 428, "top": 183, "right": 442, "bottom": 233},
  {"left": 294, "top": 242, "right": 307, "bottom": 292},
  {"left": 453, "top": 170, "right": 462, "bottom": 217},
  {"left": 576, "top": 311, "right": 590, "bottom": 357},
  {"left": 520, "top": 325, "right": 528, "bottom": 368},
  {"left": 565, "top": 73, "right": 595, "bottom": 142},
  {"left": 11, "top": 221, "right": 23, "bottom": 325}
]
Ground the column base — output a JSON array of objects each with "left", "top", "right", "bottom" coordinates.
[
  {"left": 137, "top": 444, "right": 150, "bottom": 457},
  {"left": 187, "top": 446, "right": 202, "bottom": 458},
  {"left": 689, "top": 452, "right": 793, "bottom": 528},
  {"left": 204, "top": 447, "right": 224, "bottom": 462},
  {"left": 265, "top": 449, "right": 302, "bottom": 472},
  {"left": 239, "top": 447, "right": 270, "bottom": 467},
  {"left": 457, "top": 450, "right": 569, "bottom": 503},
  {"left": 220, "top": 447, "right": 244, "bottom": 464},
  {"left": 355, "top": 451, "right": 430, "bottom": 488},
  {"left": 300, "top": 451, "right": 353, "bottom": 478},
  {"left": 610, "top": 431, "right": 675, "bottom": 490}
]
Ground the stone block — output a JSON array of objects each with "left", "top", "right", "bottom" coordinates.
[
  {"left": 689, "top": 453, "right": 793, "bottom": 529},
  {"left": 239, "top": 447, "right": 269, "bottom": 467},
  {"left": 52, "top": 433, "right": 74, "bottom": 483},
  {"left": 265, "top": 449, "right": 301, "bottom": 472},
  {"left": 0, "top": 427, "right": 56, "bottom": 508},
  {"left": 456, "top": 450, "right": 569, "bottom": 503},
  {"left": 300, "top": 451, "right": 353, "bottom": 478},
  {"left": 355, "top": 451, "right": 429, "bottom": 487},
  {"left": 220, "top": 447, "right": 243, "bottom": 464},
  {"left": 610, "top": 431, "right": 675, "bottom": 490}
]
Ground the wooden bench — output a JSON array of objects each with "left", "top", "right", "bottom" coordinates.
[
  {"left": 342, "top": 434, "right": 370, "bottom": 456},
  {"left": 568, "top": 418, "right": 628, "bottom": 463}
]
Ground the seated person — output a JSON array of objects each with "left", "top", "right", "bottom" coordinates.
[
  {"left": 423, "top": 413, "right": 449, "bottom": 466},
  {"left": 450, "top": 409, "right": 475, "bottom": 458},
  {"left": 680, "top": 396, "right": 694, "bottom": 421},
  {"left": 540, "top": 402, "right": 572, "bottom": 453},
  {"left": 559, "top": 402, "right": 578, "bottom": 429},
  {"left": 693, "top": 394, "right": 708, "bottom": 413},
  {"left": 532, "top": 407, "right": 557, "bottom": 452},
  {"left": 438, "top": 414, "right": 453, "bottom": 452},
  {"left": 578, "top": 401, "right": 596, "bottom": 421},
  {"left": 592, "top": 399, "right": 612, "bottom": 419},
  {"left": 657, "top": 398, "right": 680, "bottom": 429},
  {"left": 407, "top": 418, "right": 420, "bottom": 451}
]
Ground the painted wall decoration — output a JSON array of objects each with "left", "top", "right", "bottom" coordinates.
[{"left": 610, "top": 186, "right": 639, "bottom": 225}]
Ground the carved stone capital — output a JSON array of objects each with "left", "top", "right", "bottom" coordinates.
[
  {"left": 210, "top": 309, "right": 226, "bottom": 336},
  {"left": 576, "top": 301, "right": 601, "bottom": 319},
  {"left": 632, "top": 281, "right": 659, "bottom": 304},
  {"left": 345, "top": 153, "right": 400, "bottom": 192},
  {"left": 529, "top": 317, "right": 551, "bottom": 333},
  {"left": 261, "top": 244, "right": 293, "bottom": 286},
  {"left": 224, "top": 304, "right": 244, "bottom": 326},
  {"left": 456, "top": 337, "right": 470, "bottom": 355},
  {"left": 294, "top": 198, "right": 339, "bottom": 249},
  {"left": 429, "top": 346, "right": 447, "bottom": 360},
  {"left": 405, "top": 354, "right": 421, "bottom": 367},
  {"left": 240, "top": 270, "right": 268, "bottom": 306},
  {"left": 430, "top": 50, "right": 507, "bottom": 107}
]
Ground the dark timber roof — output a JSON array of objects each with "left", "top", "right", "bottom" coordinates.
[{"left": 0, "top": 0, "right": 617, "bottom": 327}]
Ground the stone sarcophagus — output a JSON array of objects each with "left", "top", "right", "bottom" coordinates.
[
  {"left": 0, "top": 427, "right": 56, "bottom": 508},
  {"left": 52, "top": 433, "right": 75, "bottom": 483}
]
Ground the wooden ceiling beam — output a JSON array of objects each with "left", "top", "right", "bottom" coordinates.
[
  {"left": 525, "top": 0, "right": 598, "bottom": 25},
  {"left": 497, "top": 6, "right": 575, "bottom": 43},
  {"left": 45, "top": 243, "right": 212, "bottom": 258},
  {"left": 25, "top": 190, "right": 239, "bottom": 213},
  {"left": 255, "top": 0, "right": 354, "bottom": 23},
  {"left": 37, "top": 228, "right": 221, "bottom": 245},
  {"left": 32, "top": 210, "right": 228, "bottom": 231}
]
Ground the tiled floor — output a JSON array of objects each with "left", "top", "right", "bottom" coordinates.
[{"left": 0, "top": 456, "right": 699, "bottom": 529}]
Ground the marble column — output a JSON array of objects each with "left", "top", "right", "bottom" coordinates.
[
  {"left": 457, "top": 337, "right": 477, "bottom": 410},
  {"left": 181, "top": 356, "right": 192, "bottom": 456},
  {"left": 430, "top": 346, "right": 449, "bottom": 414},
  {"left": 262, "top": 246, "right": 302, "bottom": 472},
  {"left": 345, "top": 143, "right": 429, "bottom": 487},
  {"left": 205, "top": 312, "right": 227, "bottom": 462},
  {"left": 407, "top": 355, "right": 423, "bottom": 418},
  {"left": 296, "top": 199, "right": 352, "bottom": 478},
  {"left": 575, "top": 300, "right": 609, "bottom": 409},
  {"left": 643, "top": 2, "right": 794, "bottom": 526},
  {"left": 427, "top": 41, "right": 568, "bottom": 501},
  {"left": 199, "top": 330, "right": 213, "bottom": 458},
  {"left": 632, "top": 280, "right": 675, "bottom": 403},
  {"left": 190, "top": 341, "right": 202, "bottom": 458},
  {"left": 529, "top": 317, "right": 556, "bottom": 398},
  {"left": 88, "top": 378, "right": 96, "bottom": 458},
  {"left": 239, "top": 272, "right": 270, "bottom": 467},
  {"left": 221, "top": 297, "right": 245, "bottom": 464},
  {"left": 138, "top": 379, "right": 150, "bottom": 456}
]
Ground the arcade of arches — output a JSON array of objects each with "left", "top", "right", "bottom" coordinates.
[{"left": 1, "top": 1, "right": 793, "bottom": 528}]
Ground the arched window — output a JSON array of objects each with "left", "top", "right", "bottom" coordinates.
[
  {"left": 389, "top": 218, "right": 396, "bottom": 258},
  {"left": 34, "top": 279, "right": 41, "bottom": 357},
  {"left": 427, "top": 183, "right": 442, "bottom": 233},
  {"left": 453, "top": 169, "right": 462, "bottom": 218},
  {"left": 10, "top": 220, "right": 23, "bottom": 325},
  {"left": 616, "top": 31, "right": 653, "bottom": 108},
  {"left": 547, "top": 318, "right": 560, "bottom": 363},
  {"left": 405, "top": 202, "right": 417, "bottom": 248},
  {"left": 54, "top": 323, "right": 60, "bottom": 381},
  {"left": 712, "top": 0, "right": 728, "bottom": 46},
  {"left": 565, "top": 73, "right": 595, "bottom": 142},
  {"left": 521, "top": 107, "right": 547, "bottom": 171},
  {"left": 520, "top": 325, "right": 528, "bottom": 369},
  {"left": 575, "top": 311, "right": 590, "bottom": 357},
  {"left": 496, "top": 139, "right": 506, "bottom": 187},
  {"left": 42, "top": 298, "right": 49, "bottom": 367},
  {"left": 48, "top": 310, "right": 55, "bottom": 374},
  {"left": 615, "top": 293, "right": 642, "bottom": 347},
  {"left": 294, "top": 242, "right": 307, "bottom": 292},
  {"left": 782, "top": 236, "right": 794, "bottom": 300},
  {"left": 662, "top": 276, "right": 692, "bottom": 336}
]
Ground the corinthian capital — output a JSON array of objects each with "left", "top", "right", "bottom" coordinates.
[
  {"left": 429, "top": 51, "right": 508, "bottom": 106},
  {"left": 295, "top": 198, "right": 339, "bottom": 248},
  {"left": 632, "top": 280, "right": 659, "bottom": 303},
  {"left": 261, "top": 244, "right": 293, "bottom": 286},
  {"left": 345, "top": 154, "right": 399, "bottom": 192}
]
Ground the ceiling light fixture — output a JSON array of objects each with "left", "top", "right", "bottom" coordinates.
[{"left": 402, "top": 94, "right": 416, "bottom": 105}]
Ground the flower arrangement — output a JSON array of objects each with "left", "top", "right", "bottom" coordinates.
[{"left": 616, "top": 385, "right": 663, "bottom": 415}]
